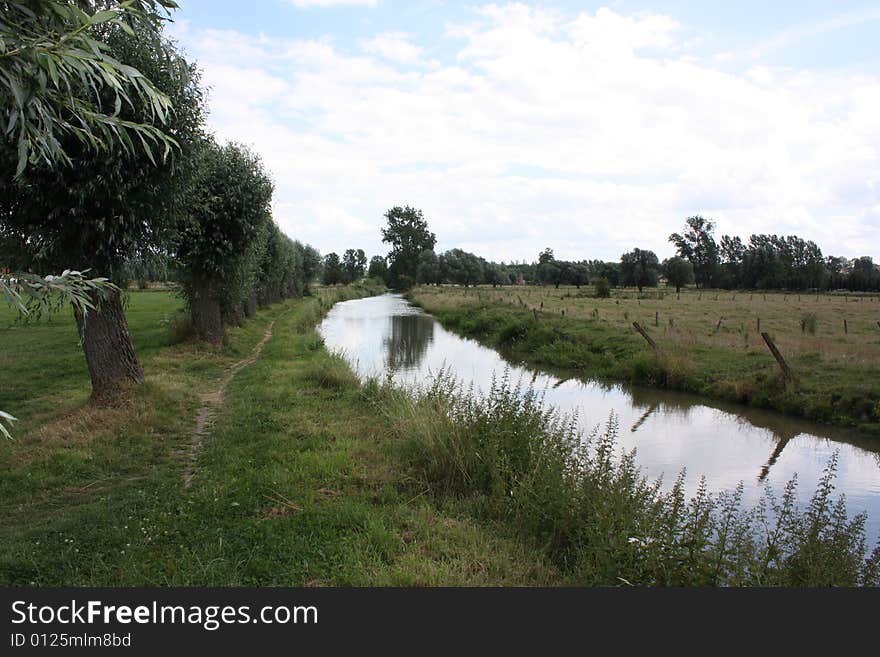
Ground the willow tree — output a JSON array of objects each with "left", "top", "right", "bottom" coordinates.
[
  {"left": 1, "top": 1, "right": 180, "bottom": 176},
  {"left": 292, "top": 241, "right": 321, "bottom": 295},
  {"left": 620, "top": 248, "right": 660, "bottom": 293},
  {"left": 1, "top": 2, "right": 204, "bottom": 399},
  {"left": 1, "top": 270, "right": 116, "bottom": 436},
  {"left": 255, "top": 222, "right": 296, "bottom": 305},
  {"left": 175, "top": 140, "right": 273, "bottom": 343}
]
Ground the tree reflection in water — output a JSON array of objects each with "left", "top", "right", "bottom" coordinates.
[
  {"left": 384, "top": 313, "right": 435, "bottom": 371},
  {"left": 626, "top": 386, "right": 809, "bottom": 481}
]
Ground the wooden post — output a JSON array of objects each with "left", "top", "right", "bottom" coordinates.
[
  {"left": 761, "top": 332, "right": 793, "bottom": 381},
  {"left": 757, "top": 317, "right": 761, "bottom": 332},
  {"left": 633, "top": 322, "right": 657, "bottom": 350},
  {"left": 655, "top": 311, "right": 659, "bottom": 327},
  {"left": 844, "top": 319, "right": 848, "bottom": 334}
]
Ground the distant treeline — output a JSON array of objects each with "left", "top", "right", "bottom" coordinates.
[
  {"left": 358, "top": 213, "right": 879, "bottom": 292},
  {"left": 668, "top": 216, "right": 879, "bottom": 292},
  {"left": 113, "top": 207, "right": 875, "bottom": 295}
]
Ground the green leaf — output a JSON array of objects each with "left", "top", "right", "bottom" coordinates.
[
  {"left": 16, "top": 136, "right": 28, "bottom": 177},
  {"left": 46, "top": 56, "right": 60, "bottom": 87},
  {"left": 89, "top": 9, "right": 118, "bottom": 25}
]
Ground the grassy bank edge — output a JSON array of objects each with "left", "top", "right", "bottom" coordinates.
[{"left": 406, "top": 290, "right": 880, "bottom": 436}]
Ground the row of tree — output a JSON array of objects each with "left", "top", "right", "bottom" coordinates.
[
  {"left": 363, "top": 207, "right": 877, "bottom": 293},
  {"left": 1, "top": 2, "right": 320, "bottom": 399},
  {"left": 321, "top": 249, "right": 367, "bottom": 285},
  {"left": 670, "top": 216, "right": 879, "bottom": 291}
]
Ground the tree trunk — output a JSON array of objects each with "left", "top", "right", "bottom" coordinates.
[
  {"left": 227, "top": 304, "right": 245, "bottom": 327},
  {"left": 257, "top": 285, "right": 269, "bottom": 307},
  {"left": 74, "top": 289, "right": 144, "bottom": 401},
  {"left": 190, "top": 270, "right": 224, "bottom": 344},
  {"left": 245, "top": 293, "right": 257, "bottom": 318}
]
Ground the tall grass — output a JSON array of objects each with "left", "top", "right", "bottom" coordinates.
[{"left": 381, "top": 370, "right": 880, "bottom": 586}]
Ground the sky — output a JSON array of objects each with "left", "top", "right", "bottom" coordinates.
[{"left": 167, "top": 1, "right": 880, "bottom": 263}]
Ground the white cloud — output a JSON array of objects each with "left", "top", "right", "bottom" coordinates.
[
  {"left": 361, "top": 32, "right": 423, "bottom": 64},
  {"left": 176, "top": 5, "right": 880, "bottom": 262}
]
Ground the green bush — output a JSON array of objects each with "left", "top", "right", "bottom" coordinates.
[
  {"left": 594, "top": 277, "right": 611, "bottom": 298},
  {"left": 801, "top": 312, "right": 818, "bottom": 334},
  {"left": 497, "top": 319, "right": 530, "bottom": 346}
]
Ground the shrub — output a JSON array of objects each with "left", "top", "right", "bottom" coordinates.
[
  {"left": 498, "top": 319, "right": 530, "bottom": 346},
  {"left": 594, "top": 277, "right": 611, "bottom": 298},
  {"left": 801, "top": 312, "right": 818, "bottom": 334}
]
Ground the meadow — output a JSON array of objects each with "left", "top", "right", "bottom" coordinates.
[
  {"left": 1, "top": 286, "right": 878, "bottom": 585},
  {"left": 409, "top": 284, "right": 880, "bottom": 433},
  {"left": 0, "top": 288, "right": 560, "bottom": 585}
]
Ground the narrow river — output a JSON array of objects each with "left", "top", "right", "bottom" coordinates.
[{"left": 319, "top": 293, "right": 880, "bottom": 540}]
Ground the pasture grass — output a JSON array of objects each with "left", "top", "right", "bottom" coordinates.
[{"left": 409, "top": 285, "right": 880, "bottom": 433}]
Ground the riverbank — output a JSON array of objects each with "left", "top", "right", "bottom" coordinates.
[
  {"left": 407, "top": 286, "right": 880, "bottom": 435},
  {"left": 2, "top": 287, "right": 878, "bottom": 585}
]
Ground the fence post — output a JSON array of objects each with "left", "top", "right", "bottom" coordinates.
[
  {"left": 633, "top": 322, "right": 657, "bottom": 350},
  {"left": 761, "top": 332, "right": 793, "bottom": 381}
]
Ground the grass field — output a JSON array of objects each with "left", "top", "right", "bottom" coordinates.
[
  {"left": 409, "top": 285, "right": 880, "bottom": 433},
  {"left": 2, "top": 286, "right": 877, "bottom": 586},
  {"left": 0, "top": 288, "right": 559, "bottom": 585}
]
